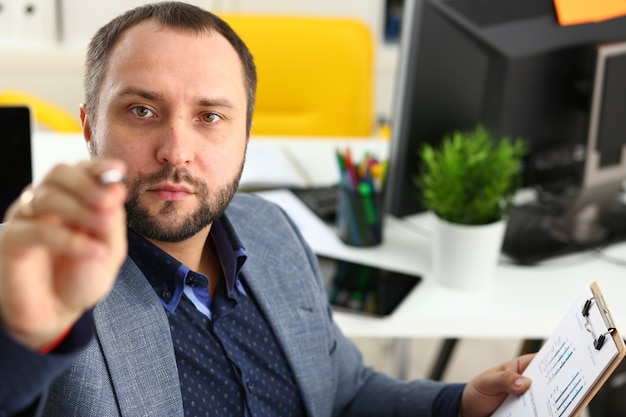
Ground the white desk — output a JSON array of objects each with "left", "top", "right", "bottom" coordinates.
[
  {"left": 31, "top": 133, "right": 389, "bottom": 186},
  {"left": 332, "top": 223, "right": 626, "bottom": 339},
  {"left": 31, "top": 133, "right": 626, "bottom": 342}
]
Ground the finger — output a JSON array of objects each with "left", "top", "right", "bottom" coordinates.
[
  {"left": 8, "top": 161, "right": 126, "bottom": 235},
  {"left": 4, "top": 159, "right": 127, "bottom": 222},
  {"left": 18, "top": 186, "right": 36, "bottom": 218},
  {"left": 28, "top": 183, "right": 124, "bottom": 236},
  {"left": 100, "top": 192, "right": 128, "bottom": 260},
  {"left": 3, "top": 219, "right": 109, "bottom": 258},
  {"left": 3, "top": 187, "right": 32, "bottom": 222},
  {"left": 515, "top": 353, "right": 536, "bottom": 373},
  {"left": 42, "top": 160, "right": 127, "bottom": 211}
]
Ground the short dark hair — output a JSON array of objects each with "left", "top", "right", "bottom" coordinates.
[{"left": 84, "top": 1, "right": 257, "bottom": 135}]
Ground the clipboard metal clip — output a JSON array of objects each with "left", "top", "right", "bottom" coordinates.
[{"left": 582, "top": 296, "right": 616, "bottom": 350}]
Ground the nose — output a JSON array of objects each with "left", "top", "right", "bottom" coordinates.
[{"left": 155, "top": 116, "right": 195, "bottom": 167}]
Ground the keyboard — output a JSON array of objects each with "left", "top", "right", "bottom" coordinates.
[{"left": 290, "top": 185, "right": 339, "bottom": 222}]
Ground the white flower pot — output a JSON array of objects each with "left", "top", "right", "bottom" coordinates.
[{"left": 432, "top": 214, "right": 506, "bottom": 290}]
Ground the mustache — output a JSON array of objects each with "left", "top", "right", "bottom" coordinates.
[{"left": 132, "top": 166, "right": 208, "bottom": 194}]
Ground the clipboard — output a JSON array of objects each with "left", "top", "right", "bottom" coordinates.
[{"left": 493, "top": 281, "right": 625, "bottom": 417}]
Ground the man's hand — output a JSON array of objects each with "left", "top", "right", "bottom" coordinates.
[
  {"left": 0, "top": 159, "right": 127, "bottom": 351},
  {"left": 460, "top": 353, "right": 535, "bottom": 417}
]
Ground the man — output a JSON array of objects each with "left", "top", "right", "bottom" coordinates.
[{"left": 0, "top": 2, "right": 532, "bottom": 416}]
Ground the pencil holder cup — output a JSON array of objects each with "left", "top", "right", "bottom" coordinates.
[{"left": 336, "top": 184, "right": 384, "bottom": 246}]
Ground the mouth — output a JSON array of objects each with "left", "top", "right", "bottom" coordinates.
[{"left": 148, "top": 183, "right": 194, "bottom": 201}]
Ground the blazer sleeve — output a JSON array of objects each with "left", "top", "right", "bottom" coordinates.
[
  {"left": 0, "top": 313, "right": 93, "bottom": 417},
  {"left": 318, "top": 270, "right": 454, "bottom": 416}
]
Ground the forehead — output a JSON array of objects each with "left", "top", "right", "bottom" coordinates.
[{"left": 103, "top": 19, "right": 246, "bottom": 96}]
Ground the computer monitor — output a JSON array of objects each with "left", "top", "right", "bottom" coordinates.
[
  {"left": 559, "top": 42, "right": 626, "bottom": 244},
  {"left": 0, "top": 106, "right": 32, "bottom": 220},
  {"left": 385, "top": 0, "right": 626, "bottom": 263}
]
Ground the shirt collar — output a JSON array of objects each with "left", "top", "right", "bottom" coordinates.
[
  {"left": 211, "top": 213, "right": 248, "bottom": 295},
  {"left": 127, "top": 215, "right": 248, "bottom": 311}
]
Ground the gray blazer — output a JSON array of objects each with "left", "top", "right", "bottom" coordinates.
[{"left": 4, "top": 194, "right": 448, "bottom": 417}]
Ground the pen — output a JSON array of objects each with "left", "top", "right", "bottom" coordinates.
[
  {"left": 343, "top": 148, "right": 359, "bottom": 191},
  {"left": 358, "top": 182, "right": 377, "bottom": 225},
  {"left": 98, "top": 168, "right": 125, "bottom": 185},
  {"left": 335, "top": 149, "right": 346, "bottom": 172}
]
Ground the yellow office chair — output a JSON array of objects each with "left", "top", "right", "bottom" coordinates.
[
  {"left": 0, "top": 89, "right": 82, "bottom": 133},
  {"left": 220, "top": 14, "right": 375, "bottom": 137}
]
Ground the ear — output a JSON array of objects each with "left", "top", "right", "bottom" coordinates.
[{"left": 79, "top": 103, "right": 92, "bottom": 143}]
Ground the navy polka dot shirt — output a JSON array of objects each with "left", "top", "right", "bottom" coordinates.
[{"left": 127, "top": 219, "right": 305, "bottom": 417}]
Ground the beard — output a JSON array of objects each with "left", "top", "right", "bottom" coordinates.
[
  {"left": 87, "top": 127, "right": 246, "bottom": 242},
  {"left": 125, "top": 164, "right": 242, "bottom": 242}
]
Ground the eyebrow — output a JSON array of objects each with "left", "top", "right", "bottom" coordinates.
[
  {"left": 117, "top": 87, "right": 236, "bottom": 109},
  {"left": 118, "top": 87, "right": 163, "bottom": 102}
]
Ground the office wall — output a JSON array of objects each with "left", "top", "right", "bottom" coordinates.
[
  {"left": 0, "top": 0, "right": 399, "bottom": 124},
  {"left": 0, "top": 0, "right": 57, "bottom": 46},
  {"left": 58, "top": 0, "right": 213, "bottom": 46},
  {"left": 0, "top": 49, "right": 85, "bottom": 120}
]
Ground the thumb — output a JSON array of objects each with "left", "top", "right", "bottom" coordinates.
[
  {"left": 471, "top": 371, "right": 531, "bottom": 400},
  {"left": 482, "top": 353, "right": 534, "bottom": 395},
  {"left": 487, "top": 372, "right": 532, "bottom": 396}
]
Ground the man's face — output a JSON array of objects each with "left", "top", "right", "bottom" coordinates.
[{"left": 82, "top": 20, "right": 249, "bottom": 242}]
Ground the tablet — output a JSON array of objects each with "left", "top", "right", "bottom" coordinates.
[
  {"left": 0, "top": 106, "right": 32, "bottom": 219},
  {"left": 319, "top": 256, "right": 422, "bottom": 317}
]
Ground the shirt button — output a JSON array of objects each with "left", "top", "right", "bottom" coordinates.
[
  {"left": 246, "top": 380, "right": 254, "bottom": 392},
  {"left": 162, "top": 289, "right": 171, "bottom": 299}
]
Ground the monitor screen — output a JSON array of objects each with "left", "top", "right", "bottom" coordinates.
[
  {"left": 594, "top": 43, "right": 626, "bottom": 169},
  {"left": 0, "top": 106, "right": 32, "bottom": 219},
  {"left": 558, "top": 42, "right": 626, "bottom": 244},
  {"left": 502, "top": 41, "right": 626, "bottom": 263}
]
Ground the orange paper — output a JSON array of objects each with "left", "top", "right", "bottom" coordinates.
[{"left": 553, "top": 0, "right": 626, "bottom": 26}]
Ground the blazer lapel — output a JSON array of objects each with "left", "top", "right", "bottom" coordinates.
[
  {"left": 93, "top": 258, "right": 184, "bottom": 417},
  {"left": 241, "top": 223, "right": 334, "bottom": 417}
]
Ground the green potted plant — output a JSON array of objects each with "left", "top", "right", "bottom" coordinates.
[{"left": 414, "top": 125, "right": 528, "bottom": 289}]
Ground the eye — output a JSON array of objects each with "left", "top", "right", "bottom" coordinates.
[
  {"left": 202, "top": 113, "right": 222, "bottom": 124},
  {"left": 131, "top": 106, "right": 155, "bottom": 118}
]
